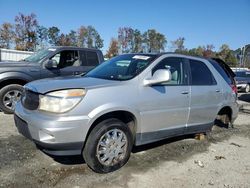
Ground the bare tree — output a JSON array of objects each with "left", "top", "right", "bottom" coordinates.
[
  {"left": 0, "top": 23, "right": 14, "bottom": 48},
  {"left": 48, "top": 26, "right": 60, "bottom": 46},
  {"left": 77, "top": 26, "right": 103, "bottom": 49},
  {"left": 143, "top": 29, "right": 166, "bottom": 53},
  {"left": 14, "top": 13, "right": 38, "bottom": 51},
  {"left": 171, "top": 37, "right": 187, "bottom": 53},
  {"left": 118, "top": 27, "right": 134, "bottom": 53},
  {"left": 106, "top": 38, "right": 119, "bottom": 58}
]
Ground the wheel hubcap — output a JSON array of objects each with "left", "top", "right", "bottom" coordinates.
[
  {"left": 96, "top": 129, "right": 128, "bottom": 166},
  {"left": 3, "top": 90, "right": 22, "bottom": 110},
  {"left": 246, "top": 85, "right": 250, "bottom": 93}
]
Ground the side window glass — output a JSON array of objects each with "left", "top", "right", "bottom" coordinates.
[
  {"left": 79, "top": 51, "right": 87, "bottom": 66},
  {"left": 190, "top": 59, "right": 216, "bottom": 85},
  {"left": 152, "top": 57, "right": 186, "bottom": 85},
  {"left": 209, "top": 60, "right": 231, "bottom": 85},
  {"left": 86, "top": 51, "right": 99, "bottom": 66},
  {"left": 51, "top": 50, "right": 80, "bottom": 69}
]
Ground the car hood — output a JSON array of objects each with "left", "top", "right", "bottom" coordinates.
[
  {"left": 0, "top": 60, "right": 36, "bottom": 67},
  {"left": 25, "top": 76, "right": 122, "bottom": 94}
]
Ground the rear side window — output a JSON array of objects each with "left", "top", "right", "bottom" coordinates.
[
  {"left": 209, "top": 60, "right": 232, "bottom": 85},
  {"left": 86, "top": 51, "right": 99, "bottom": 66},
  {"left": 189, "top": 59, "right": 216, "bottom": 85}
]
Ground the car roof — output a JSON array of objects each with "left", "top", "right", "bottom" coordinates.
[
  {"left": 122, "top": 52, "right": 211, "bottom": 61},
  {"left": 49, "top": 46, "right": 102, "bottom": 52}
]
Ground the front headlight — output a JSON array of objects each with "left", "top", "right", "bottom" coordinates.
[{"left": 38, "top": 89, "right": 86, "bottom": 113}]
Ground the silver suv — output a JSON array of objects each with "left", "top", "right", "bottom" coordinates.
[{"left": 14, "top": 53, "right": 239, "bottom": 173}]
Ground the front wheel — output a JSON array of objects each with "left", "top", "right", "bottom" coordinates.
[
  {"left": 83, "top": 118, "right": 133, "bottom": 173},
  {"left": 0, "top": 84, "right": 23, "bottom": 114}
]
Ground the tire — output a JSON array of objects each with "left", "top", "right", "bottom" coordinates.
[
  {"left": 0, "top": 84, "right": 24, "bottom": 114},
  {"left": 83, "top": 118, "right": 133, "bottom": 173},
  {"left": 245, "top": 84, "right": 250, "bottom": 93},
  {"left": 214, "top": 114, "right": 231, "bottom": 128}
]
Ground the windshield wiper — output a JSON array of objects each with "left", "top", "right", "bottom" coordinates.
[{"left": 80, "top": 72, "right": 87, "bottom": 76}]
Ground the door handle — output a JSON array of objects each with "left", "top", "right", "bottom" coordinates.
[
  {"left": 181, "top": 91, "right": 189, "bottom": 94},
  {"left": 216, "top": 89, "right": 221, "bottom": 93}
]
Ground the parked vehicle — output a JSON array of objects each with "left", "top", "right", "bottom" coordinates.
[
  {"left": 14, "top": 53, "right": 238, "bottom": 173},
  {"left": 0, "top": 46, "right": 104, "bottom": 113},
  {"left": 233, "top": 70, "right": 250, "bottom": 93}
]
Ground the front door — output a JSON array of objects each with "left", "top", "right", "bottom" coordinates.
[
  {"left": 55, "top": 50, "right": 85, "bottom": 76},
  {"left": 79, "top": 50, "right": 100, "bottom": 74},
  {"left": 40, "top": 50, "right": 82, "bottom": 78}
]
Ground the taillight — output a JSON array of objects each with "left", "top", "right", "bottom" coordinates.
[{"left": 231, "top": 84, "right": 237, "bottom": 94}]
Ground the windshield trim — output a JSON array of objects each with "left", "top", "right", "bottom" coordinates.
[
  {"left": 23, "top": 48, "right": 55, "bottom": 63},
  {"left": 85, "top": 54, "right": 159, "bottom": 81}
]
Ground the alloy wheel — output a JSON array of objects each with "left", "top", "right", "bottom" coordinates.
[{"left": 3, "top": 90, "right": 22, "bottom": 110}]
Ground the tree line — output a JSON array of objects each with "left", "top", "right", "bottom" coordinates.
[
  {"left": 0, "top": 12, "right": 248, "bottom": 67},
  {"left": 0, "top": 13, "right": 167, "bottom": 54},
  {"left": 107, "top": 32, "right": 250, "bottom": 67},
  {"left": 0, "top": 13, "right": 104, "bottom": 51},
  {"left": 169, "top": 37, "right": 239, "bottom": 67}
]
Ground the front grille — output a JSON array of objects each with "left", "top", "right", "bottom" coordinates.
[{"left": 22, "top": 89, "right": 39, "bottom": 110}]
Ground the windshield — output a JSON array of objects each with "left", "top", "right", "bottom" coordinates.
[
  {"left": 23, "top": 48, "right": 54, "bottom": 62},
  {"left": 86, "top": 54, "right": 158, "bottom": 81}
]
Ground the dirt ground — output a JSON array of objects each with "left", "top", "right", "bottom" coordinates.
[{"left": 0, "top": 94, "right": 250, "bottom": 188}]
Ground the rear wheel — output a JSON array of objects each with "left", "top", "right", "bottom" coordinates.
[
  {"left": 83, "top": 118, "right": 133, "bottom": 173},
  {"left": 0, "top": 84, "right": 23, "bottom": 114},
  {"left": 214, "top": 114, "right": 231, "bottom": 128}
]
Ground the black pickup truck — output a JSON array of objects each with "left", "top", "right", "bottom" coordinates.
[{"left": 0, "top": 46, "right": 104, "bottom": 113}]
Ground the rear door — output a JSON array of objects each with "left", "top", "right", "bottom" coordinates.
[
  {"left": 187, "top": 58, "right": 222, "bottom": 133},
  {"left": 80, "top": 50, "right": 100, "bottom": 74}
]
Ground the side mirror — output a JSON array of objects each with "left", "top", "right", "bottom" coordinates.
[
  {"left": 144, "top": 69, "right": 171, "bottom": 86},
  {"left": 45, "top": 59, "right": 58, "bottom": 69}
]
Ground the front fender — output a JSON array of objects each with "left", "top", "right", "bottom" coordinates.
[
  {"left": 87, "top": 103, "right": 141, "bottom": 133},
  {"left": 0, "top": 71, "right": 33, "bottom": 83}
]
